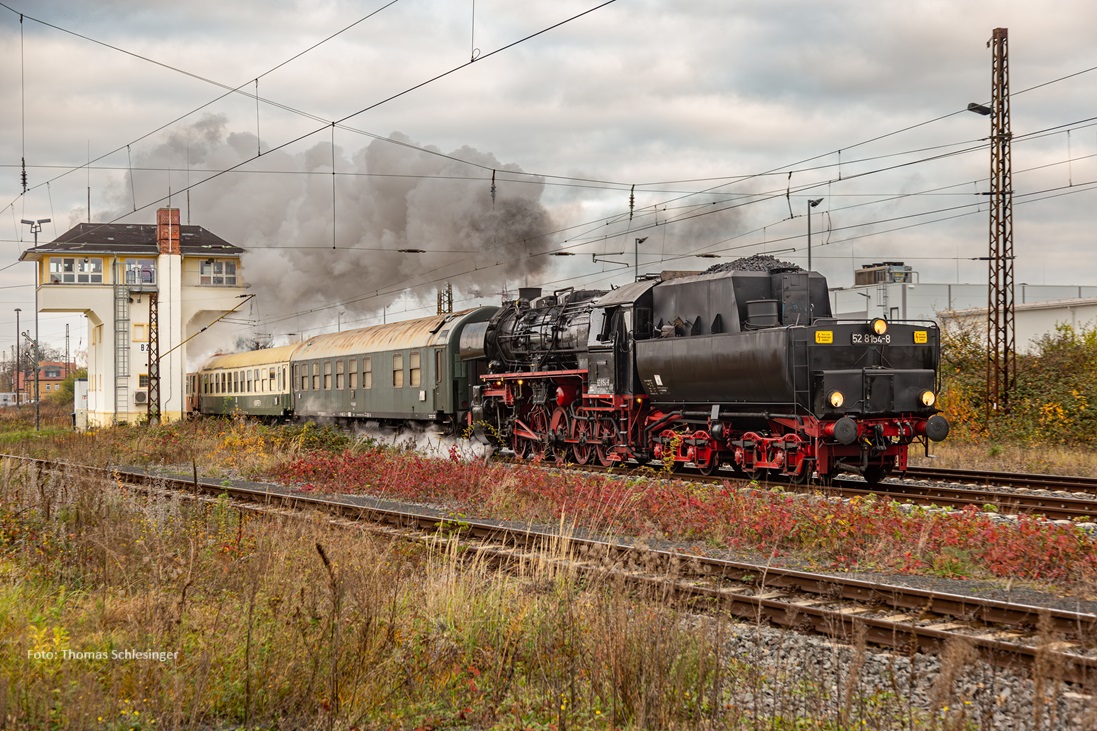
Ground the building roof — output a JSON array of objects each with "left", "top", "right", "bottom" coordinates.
[
  {"left": 940, "top": 296, "right": 1097, "bottom": 318},
  {"left": 18, "top": 222, "right": 243, "bottom": 261}
]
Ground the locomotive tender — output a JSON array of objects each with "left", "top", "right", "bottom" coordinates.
[{"left": 193, "top": 263, "right": 948, "bottom": 483}]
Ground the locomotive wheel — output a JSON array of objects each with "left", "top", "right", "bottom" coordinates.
[
  {"left": 752, "top": 468, "right": 776, "bottom": 484},
  {"left": 528, "top": 407, "right": 549, "bottom": 460},
  {"left": 697, "top": 453, "right": 721, "bottom": 477},
  {"left": 511, "top": 429, "right": 532, "bottom": 460},
  {"left": 788, "top": 464, "right": 812, "bottom": 484},
  {"left": 861, "top": 465, "right": 891, "bottom": 486},
  {"left": 594, "top": 417, "right": 616, "bottom": 467},
  {"left": 571, "top": 417, "right": 593, "bottom": 465},
  {"left": 549, "top": 407, "right": 570, "bottom": 463}
]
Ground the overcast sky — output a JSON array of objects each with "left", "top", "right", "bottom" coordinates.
[{"left": 2, "top": 0, "right": 1096, "bottom": 356}]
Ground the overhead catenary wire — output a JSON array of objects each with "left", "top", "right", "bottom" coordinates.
[{"left": 5, "top": 5, "right": 1097, "bottom": 347}]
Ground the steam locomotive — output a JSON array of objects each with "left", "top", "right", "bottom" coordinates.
[
  {"left": 458, "top": 265, "right": 948, "bottom": 484},
  {"left": 193, "top": 263, "right": 948, "bottom": 484}
]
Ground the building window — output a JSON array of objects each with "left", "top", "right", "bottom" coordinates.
[
  {"left": 139, "top": 374, "right": 149, "bottom": 388},
  {"left": 392, "top": 353, "right": 404, "bottom": 388},
  {"left": 49, "top": 257, "right": 104, "bottom": 284},
  {"left": 199, "top": 259, "right": 237, "bottom": 286},
  {"left": 125, "top": 259, "right": 156, "bottom": 285},
  {"left": 363, "top": 356, "right": 372, "bottom": 390},
  {"left": 409, "top": 351, "right": 421, "bottom": 388}
]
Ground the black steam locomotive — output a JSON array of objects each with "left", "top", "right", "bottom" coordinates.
[{"left": 460, "top": 264, "right": 949, "bottom": 484}]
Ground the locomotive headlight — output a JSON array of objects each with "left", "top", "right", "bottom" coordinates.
[
  {"left": 828, "top": 390, "right": 845, "bottom": 408},
  {"left": 871, "top": 317, "right": 888, "bottom": 335},
  {"left": 921, "top": 390, "right": 936, "bottom": 407}
]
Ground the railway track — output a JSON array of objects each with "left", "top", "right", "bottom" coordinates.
[
  {"left": 544, "top": 458, "right": 1097, "bottom": 522},
  {"left": 904, "top": 465, "right": 1097, "bottom": 493},
  {"left": 8, "top": 453, "right": 1097, "bottom": 688}
]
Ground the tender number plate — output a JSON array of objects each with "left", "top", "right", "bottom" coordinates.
[{"left": 852, "top": 333, "right": 891, "bottom": 345}]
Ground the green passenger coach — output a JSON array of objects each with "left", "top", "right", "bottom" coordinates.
[
  {"left": 290, "top": 308, "right": 497, "bottom": 429},
  {"left": 197, "top": 343, "right": 297, "bottom": 417}
]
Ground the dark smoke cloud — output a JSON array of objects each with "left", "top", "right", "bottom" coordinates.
[{"left": 102, "top": 117, "right": 556, "bottom": 342}]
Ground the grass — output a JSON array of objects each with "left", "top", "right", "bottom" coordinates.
[
  {"left": 909, "top": 440, "right": 1097, "bottom": 476},
  {"left": 3, "top": 407, "right": 1096, "bottom": 727},
  {"left": 0, "top": 463, "right": 970, "bottom": 730}
]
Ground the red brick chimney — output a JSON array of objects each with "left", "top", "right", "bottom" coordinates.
[{"left": 157, "top": 207, "right": 181, "bottom": 255}]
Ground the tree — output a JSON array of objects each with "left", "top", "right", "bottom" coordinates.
[{"left": 48, "top": 368, "right": 88, "bottom": 407}]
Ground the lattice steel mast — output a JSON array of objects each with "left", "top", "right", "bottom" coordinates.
[{"left": 985, "top": 27, "right": 1016, "bottom": 421}]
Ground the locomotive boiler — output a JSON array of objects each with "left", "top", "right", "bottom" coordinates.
[{"left": 462, "top": 263, "right": 949, "bottom": 484}]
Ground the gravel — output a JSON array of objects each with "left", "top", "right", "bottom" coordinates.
[{"left": 700, "top": 614, "right": 1097, "bottom": 729}]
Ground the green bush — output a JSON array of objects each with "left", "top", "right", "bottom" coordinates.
[{"left": 939, "top": 322, "right": 1097, "bottom": 445}]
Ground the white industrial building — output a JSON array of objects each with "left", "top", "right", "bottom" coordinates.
[
  {"left": 20, "top": 208, "right": 247, "bottom": 426},
  {"left": 829, "top": 262, "right": 1097, "bottom": 351}
]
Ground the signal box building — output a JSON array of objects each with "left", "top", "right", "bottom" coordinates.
[{"left": 19, "top": 208, "right": 246, "bottom": 425}]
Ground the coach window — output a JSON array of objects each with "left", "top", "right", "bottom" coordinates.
[
  {"left": 349, "top": 359, "right": 358, "bottom": 389},
  {"left": 363, "top": 356, "right": 372, "bottom": 389},
  {"left": 409, "top": 351, "right": 421, "bottom": 387},
  {"left": 435, "top": 349, "right": 444, "bottom": 384},
  {"left": 392, "top": 353, "right": 404, "bottom": 388},
  {"left": 323, "top": 361, "right": 332, "bottom": 390},
  {"left": 312, "top": 363, "right": 320, "bottom": 390},
  {"left": 246, "top": 370, "right": 253, "bottom": 393},
  {"left": 336, "top": 360, "right": 345, "bottom": 390}
]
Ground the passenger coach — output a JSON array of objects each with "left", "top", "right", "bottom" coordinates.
[
  {"left": 288, "top": 308, "right": 497, "bottom": 429},
  {"left": 197, "top": 344, "right": 297, "bottom": 418}
]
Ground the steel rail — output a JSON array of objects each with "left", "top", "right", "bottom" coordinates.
[{"left": 904, "top": 466, "right": 1097, "bottom": 492}]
